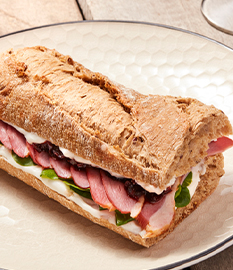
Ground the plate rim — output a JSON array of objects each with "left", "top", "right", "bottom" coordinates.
[
  {"left": 152, "top": 236, "right": 233, "bottom": 270},
  {"left": 1, "top": 19, "right": 233, "bottom": 53},
  {"left": 0, "top": 19, "right": 233, "bottom": 270}
]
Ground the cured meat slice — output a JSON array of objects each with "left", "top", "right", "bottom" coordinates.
[
  {"left": 136, "top": 198, "right": 165, "bottom": 230},
  {"left": 207, "top": 136, "right": 233, "bottom": 156},
  {"left": 70, "top": 166, "right": 89, "bottom": 189},
  {"left": 100, "top": 170, "right": 137, "bottom": 214},
  {"left": 86, "top": 167, "right": 115, "bottom": 210},
  {"left": 130, "top": 196, "right": 145, "bottom": 218},
  {"left": 0, "top": 120, "right": 12, "bottom": 149},
  {"left": 27, "top": 142, "right": 51, "bottom": 168},
  {"left": 26, "top": 142, "right": 37, "bottom": 163},
  {"left": 35, "top": 150, "right": 51, "bottom": 169},
  {"left": 7, "top": 125, "right": 29, "bottom": 157},
  {"left": 50, "top": 157, "right": 71, "bottom": 179},
  {"left": 138, "top": 179, "right": 179, "bottom": 238}
]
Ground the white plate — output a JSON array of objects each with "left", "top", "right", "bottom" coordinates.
[{"left": 0, "top": 21, "right": 233, "bottom": 270}]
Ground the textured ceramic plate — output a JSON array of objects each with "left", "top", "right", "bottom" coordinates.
[{"left": 0, "top": 21, "right": 233, "bottom": 270}]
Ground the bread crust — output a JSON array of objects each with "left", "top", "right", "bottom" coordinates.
[
  {"left": 0, "top": 46, "right": 231, "bottom": 190},
  {"left": 0, "top": 153, "right": 224, "bottom": 247}
]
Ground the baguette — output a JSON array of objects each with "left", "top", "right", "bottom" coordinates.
[{"left": 0, "top": 46, "right": 232, "bottom": 247}]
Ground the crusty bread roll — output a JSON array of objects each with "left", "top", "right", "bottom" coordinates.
[
  {"left": 0, "top": 46, "right": 231, "bottom": 190},
  {"left": 0, "top": 46, "right": 231, "bottom": 247}
]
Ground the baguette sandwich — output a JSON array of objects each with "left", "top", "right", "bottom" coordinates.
[{"left": 0, "top": 46, "right": 232, "bottom": 247}]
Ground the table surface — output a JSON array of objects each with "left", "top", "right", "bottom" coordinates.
[{"left": 0, "top": 1, "right": 233, "bottom": 269}]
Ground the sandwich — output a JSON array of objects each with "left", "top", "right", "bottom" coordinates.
[{"left": 0, "top": 46, "right": 232, "bottom": 248}]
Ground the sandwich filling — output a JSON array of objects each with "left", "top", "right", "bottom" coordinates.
[{"left": 0, "top": 120, "right": 232, "bottom": 237}]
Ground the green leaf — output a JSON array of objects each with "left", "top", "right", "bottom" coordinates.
[
  {"left": 12, "top": 151, "right": 36, "bottom": 166},
  {"left": 99, "top": 206, "right": 108, "bottom": 211},
  {"left": 115, "top": 210, "right": 135, "bottom": 226},
  {"left": 175, "top": 184, "right": 182, "bottom": 199},
  {"left": 40, "top": 169, "right": 59, "bottom": 180},
  {"left": 63, "top": 181, "right": 92, "bottom": 200},
  {"left": 175, "top": 186, "right": 191, "bottom": 208},
  {"left": 182, "top": 172, "right": 192, "bottom": 187},
  {"left": 175, "top": 171, "right": 193, "bottom": 208}
]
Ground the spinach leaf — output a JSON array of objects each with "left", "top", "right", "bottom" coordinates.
[
  {"left": 175, "top": 187, "right": 191, "bottom": 208},
  {"left": 99, "top": 206, "right": 108, "bottom": 211},
  {"left": 175, "top": 172, "right": 192, "bottom": 208},
  {"left": 182, "top": 172, "right": 192, "bottom": 187},
  {"left": 175, "top": 184, "right": 182, "bottom": 199},
  {"left": 63, "top": 181, "right": 92, "bottom": 200},
  {"left": 12, "top": 151, "right": 36, "bottom": 166},
  {"left": 40, "top": 168, "right": 59, "bottom": 180},
  {"left": 115, "top": 210, "right": 135, "bottom": 226}
]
